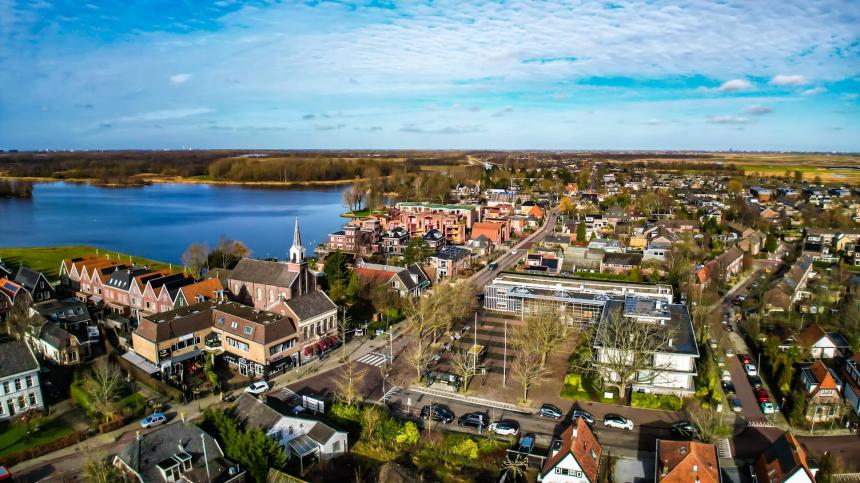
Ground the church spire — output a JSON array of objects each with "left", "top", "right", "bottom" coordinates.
[{"left": 289, "top": 217, "right": 305, "bottom": 264}]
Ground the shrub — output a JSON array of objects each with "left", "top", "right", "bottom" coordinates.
[
  {"left": 630, "top": 392, "right": 683, "bottom": 411},
  {"left": 0, "top": 431, "right": 87, "bottom": 466},
  {"left": 449, "top": 438, "right": 479, "bottom": 460},
  {"left": 395, "top": 421, "right": 419, "bottom": 446}
]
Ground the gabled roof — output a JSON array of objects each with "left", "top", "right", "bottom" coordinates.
[
  {"left": 0, "top": 340, "right": 40, "bottom": 378},
  {"left": 283, "top": 290, "right": 337, "bottom": 321},
  {"left": 795, "top": 324, "right": 831, "bottom": 347},
  {"left": 14, "top": 266, "right": 50, "bottom": 292},
  {"left": 804, "top": 360, "right": 841, "bottom": 397},
  {"left": 657, "top": 440, "right": 720, "bottom": 483},
  {"left": 232, "top": 393, "right": 286, "bottom": 431},
  {"left": 229, "top": 258, "right": 298, "bottom": 288},
  {"left": 541, "top": 418, "right": 602, "bottom": 482},
  {"left": 754, "top": 432, "right": 815, "bottom": 483},
  {"left": 0, "top": 277, "right": 24, "bottom": 298},
  {"left": 179, "top": 278, "right": 224, "bottom": 304}
]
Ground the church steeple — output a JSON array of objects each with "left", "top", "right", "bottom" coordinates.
[{"left": 289, "top": 217, "right": 305, "bottom": 264}]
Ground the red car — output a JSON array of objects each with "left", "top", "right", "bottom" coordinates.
[
  {"left": 739, "top": 354, "right": 753, "bottom": 364},
  {"left": 756, "top": 390, "right": 770, "bottom": 403}
]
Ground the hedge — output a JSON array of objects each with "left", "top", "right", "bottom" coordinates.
[
  {"left": 0, "top": 431, "right": 87, "bottom": 467},
  {"left": 630, "top": 392, "right": 683, "bottom": 411},
  {"left": 104, "top": 336, "right": 183, "bottom": 402}
]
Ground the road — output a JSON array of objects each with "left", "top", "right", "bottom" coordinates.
[{"left": 469, "top": 207, "right": 559, "bottom": 290}]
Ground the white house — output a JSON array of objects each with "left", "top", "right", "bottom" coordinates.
[
  {"left": 539, "top": 418, "right": 602, "bottom": 483},
  {"left": 232, "top": 394, "right": 347, "bottom": 464},
  {"left": 0, "top": 340, "right": 44, "bottom": 420}
]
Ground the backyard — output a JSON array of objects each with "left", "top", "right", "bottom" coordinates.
[{"left": 0, "top": 416, "right": 76, "bottom": 458}]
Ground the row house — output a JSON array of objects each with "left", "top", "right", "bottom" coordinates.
[
  {"left": 266, "top": 290, "right": 339, "bottom": 364},
  {"left": 0, "top": 277, "right": 28, "bottom": 321},
  {"left": 694, "top": 247, "right": 745, "bottom": 286},
  {"left": 381, "top": 227, "right": 410, "bottom": 255},
  {"left": 763, "top": 255, "right": 814, "bottom": 312},
  {"left": 600, "top": 252, "right": 642, "bottom": 274},
  {"left": 28, "top": 298, "right": 94, "bottom": 365},
  {"left": 13, "top": 266, "right": 54, "bottom": 302},
  {"left": 0, "top": 340, "right": 44, "bottom": 420},
  {"left": 354, "top": 260, "right": 431, "bottom": 299},
  {"left": 327, "top": 223, "right": 371, "bottom": 255},
  {"left": 428, "top": 246, "right": 472, "bottom": 282},
  {"left": 841, "top": 353, "right": 860, "bottom": 416},
  {"left": 59, "top": 255, "right": 126, "bottom": 299}
]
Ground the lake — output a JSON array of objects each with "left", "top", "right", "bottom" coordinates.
[{"left": 0, "top": 182, "right": 348, "bottom": 263}]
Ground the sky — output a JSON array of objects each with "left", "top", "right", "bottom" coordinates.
[{"left": 0, "top": 0, "right": 858, "bottom": 151}]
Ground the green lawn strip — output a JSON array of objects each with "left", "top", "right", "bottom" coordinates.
[
  {"left": 0, "top": 245, "right": 173, "bottom": 281},
  {"left": 0, "top": 417, "right": 76, "bottom": 457}
]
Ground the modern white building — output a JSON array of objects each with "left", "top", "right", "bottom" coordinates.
[
  {"left": 594, "top": 297, "right": 699, "bottom": 396},
  {"left": 0, "top": 340, "right": 44, "bottom": 420}
]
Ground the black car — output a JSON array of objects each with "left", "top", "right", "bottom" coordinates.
[
  {"left": 721, "top": 381, "right": 736, "bottom": 397},
  {"left": 457, "top": 412, "right": 489, "bottom": 430},
  {"left": 671, "top": 420, "right": 701, "bottom": 439},
  {"left": 571, "top": 410, "right": 595, "bottom": 426},
  {"left": 748, "top": 375, "right": 763, "bottom": 389},
  {"left": 539, "top": 403, "right": 563, "bottom": 419},
  {"left": 420, "top": 404, "right": 454, "bottom": 424}
]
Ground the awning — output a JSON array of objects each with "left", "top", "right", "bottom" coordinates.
[
  {"left": 162, "top": 349, "right": 203, "bottom": 367},
  {"left": 122, "top": 351, "right": 160, "bottom": 374},
  {"left": 303, "top": 346, "right": 313, "bottom": 356},
  {"left": 287, "top": 434, "right": 319, "bottom": 458},
  {"left": 88, "top": 295, "right": 103, "bottom": 303}
]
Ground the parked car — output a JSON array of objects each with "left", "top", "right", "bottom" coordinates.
[
  {"left": 140, "top": 411, "right": 168, "bottom": 428},
  {"left": 539, "top": 403, "right": 563, "bottom": 419},
  {"left": 716, "top": 356, "right": 725, "bottom": 367},
  {"left": 487, "top": 262, "right": 498, "bottom": 271},
  {"left": 671, "top": 420, "right": 701, "bottom": 439},
  {"left": 749, "top": 375, "right": 763, "bottom": 389},
  {"left": 244, "top": 381, "right": 271, "bottom": 395},
  {"left": 744, "top": 364, "right": 758, "bottom": 376},
  {"left": 725, "top": 348, "right": 735, "bottom": 357},
  {"left": 731, "top": 399, "right": 743, "bottom": 412},
  {"left": 760, "top": 402, "right": 775, "bottom": 415},
  {"left": 739, "top": 354, "right": 753, "bottom": 364},
  {"left": 421, "top": 404, "right": 455, "bottom": 424},
  {"left": 722, "top": 381, "right": 736, "bottom": 397},
  {"left": 458, "top": 412, "right": 490, "bottom": 430},
  {"left": 756, "top": 390, "right": 770, "bottom": 404},
  {"left": 726, "top": 325, "right": 734, "bottom": 333},
  {"left": 709, "top": 338, "right": 718, "bottom": 349},
  {"left": 603, "top": 414, "right": 634, "bottom": 431},
  {"left": 518, "top": 433, "right": 536, "bottom": 454},
  {"left": 571, "top": 410, "right": 595, "bottom": 426},
  {"left": 721, "top": 370, "right": 732, "bottom": 382},
  {"left": 488, "top": 420, "right": 520, "bottom": 436}
]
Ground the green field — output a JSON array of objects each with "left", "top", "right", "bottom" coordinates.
[
  {"left": 0, "top": 416, "right": 76, "bottom": 457},
  {"left": 0, "top": 245, "right": 172, "bottom": 281}
]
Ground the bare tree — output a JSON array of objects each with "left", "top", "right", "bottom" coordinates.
[
  {"left": 360, "top": 405, "right": 383, "bottom": 439},
  {"left": 4, "top": 292, "right": 35, "bottom": 337},
  {"left": 333, "top": 361, "right": 367, "bottom": 406},
  {"left": 684, "top": 399, "right": 722, "bottom": 444},
  {"left": 501, "top": 455, "right": 528, "bottom": 481},
  {"left": 84, "top": 454, "right": 129, "bottom": 483},
  {"left": 511, "top": 307, "right": 569, "bottom": 367},
  {"left": 85, "top": 359, "right": 124, "bottom": 422},
  {"left": 449, "top": 349, "right": 479, "bottom": 393},
  {"left": 511, "top": 351, "right": 547, "bottom": 402},
  {"left": 342, "top": 178, "right": 367, "bottom": 213},
  {"left": 404, "top": 338, "right": 433, "bottom": 381},
  {"left": 337, "top": 309, "right": 351, "bottom": 363},
  {"left": 181, "top": 242, "right": 209, "bottom": 279},
  {"left": 581, "top": 303, "right": 676, "bottom": 403}
]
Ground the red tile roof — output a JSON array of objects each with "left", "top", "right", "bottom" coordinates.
[
  {"left": 541, "top": 418, "right": 602, "bottom": 482},
  {"left": 657, "top": 440, "right": 720, "bottom": 483}
]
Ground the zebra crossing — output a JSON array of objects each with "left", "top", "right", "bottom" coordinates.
[
  {"left": 356, "top": 351, "right": 391, "bottom": 367},
  {"left": 747, "top": 418, "right": 775, "bottom": 428},
  {"left": 379, "top": 385, "right": 401, "bottom": 403},
  {"left": 716, "top": 438, "right": 732, "bottom": 458}
]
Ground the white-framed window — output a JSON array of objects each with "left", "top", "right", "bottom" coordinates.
[
  {"left": 2, "top": 381, "right": 8, "bottom": 394},
  {"left": 25, "top": 375, "right": 32, "bottom": 388},
  {"left": 256, "top": 288, "right": 262, "bottom": 301},
  {"left": 28, "top": 392, "right": 36, "bottom": 406},
  {"left": 14, "top": 379, "right": 21, "bottom": 391}
]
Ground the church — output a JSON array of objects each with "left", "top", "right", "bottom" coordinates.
[{"left": 227, "top": 218, "right": 318, "bottom": 309}]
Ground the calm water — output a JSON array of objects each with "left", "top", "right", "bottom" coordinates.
[{"left": 0, "top": 182, "right": 348, "bottom": 263}]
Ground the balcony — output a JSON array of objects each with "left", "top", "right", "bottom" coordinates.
[{"left": 204, "top": 334, "right": 223, "bottom": 352}]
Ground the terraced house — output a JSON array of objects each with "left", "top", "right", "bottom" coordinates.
[{"left": 131, "top": 299, "right": 300, "bottom": 378}]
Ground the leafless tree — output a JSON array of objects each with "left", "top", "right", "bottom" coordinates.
[
  {"left": 511, "top": 351, "right": 547, "bottom": 402},
  {"left": 84, "top": 453, "right": 130, "bottom": 483},
  {"left": 501, "top": 455, "right": 528, "bottom": 481},
  {"left": 181, "top": 242, "right": 209, "bottom": 279},
  {"left": 342, "top": 178, "right": 367, "bottom": 213},
  {"left": 511, "top": 307, "right": 570, "bottom": 367},
  {"left": 449, "top": 349, "right": 479, "bottom": 393},
  {"left": 85, "top": 359, "right": 124, "bottom": 422},
  {"left": 333, "top": 361, "right": 367, "bottom": 406},
  {"left": 404, "top": 338, "right": 433, "bottom": 382},
  {"left": 581, "top": 303, "right": 676, "bottom": 403},
  {"left": 684, "top": 399, "right": 722, "bottom": 444},
  {"left": 337, "top": 309, "right": 352, "bottom": 363}
]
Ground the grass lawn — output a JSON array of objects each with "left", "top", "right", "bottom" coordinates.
[
  {"left": 0, "top": 245, "right": 172, "bottom": 281},
  {"left": 0, "top": 417, "right": 76, "bottom": 457}
]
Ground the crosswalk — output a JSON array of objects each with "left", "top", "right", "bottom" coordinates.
[
  {"left": 379, "top": 385, "right": 401, "bottom": 403},
  {"left": 747, "top": 418, "right": 775, "bottom": 428},
  {"left": 716, "top": 438, "right": 732, "bottom": 458},
  {"left": 356, "top": 351, "right": 391, "bottom": 367}
]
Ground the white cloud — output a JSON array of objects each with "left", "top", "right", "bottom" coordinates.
[
  {"left": 742, "top": 105, "right": 773, "bottom": 115},
  {"left": 113, "top": 108, "right": 214, "bottom": 123},
  {"left": 170, "top": 73, "right": 192, "bottom": 84},
  {"left": 801, "top": 86, "right": 827, "bottom": 96},
  {"left": 492, "top": 106, "right": 513, "bottom": 117},
  {"left": 843, "top": 93, "right": 859, "bottom": 101},
  {"left": 770, "top": 74, "right": 807, "bottom": 86},
  {"left": 718, "top": 79, "right": 753, "bottom": 92},
  {"left": 706, "top": 115, "right": 750, "bottom": 124}
]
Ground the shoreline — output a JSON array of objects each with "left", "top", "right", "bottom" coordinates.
[{"left": 0, "top": 175, "right": 356, "bottom": 188}]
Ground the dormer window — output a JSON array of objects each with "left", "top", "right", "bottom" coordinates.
[
  {"left": 244, "top": 326, "right": 253, "bottom": 335},
  {"left": 231, "top": 321, "right": 238, "bottom": 329},
  {"left": 175, "top": 451, "right": 193, "bottom": 472}
]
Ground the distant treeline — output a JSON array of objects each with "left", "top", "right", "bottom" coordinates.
[
  {"left": 0, "top": 150, "right": 468, "bottom": 183},
  {"left": 0, "top": 179, "right": 33, "bottom": 198}
]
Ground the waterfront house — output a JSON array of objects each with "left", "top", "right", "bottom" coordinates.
[
  {"left": 232, "top": 394, "right": 348, "bottom": 464},
  {"left": 0, "top": 277, "right": 28, "bottom": 321},
  {"left": 655, "top": 440, "right": 720, "bottom": 483},
  {"left": 381, "top": 227, "right": 410, "bottom": 255},
  {"left": 0, "top": 340, "right": 44, "bottom": 420},
  {"left": 539, "top": 418, "right": 602, "bottom": 483},
  {"left": 354, "top": 260, "right": 430, "bottom": 299},
  {"left": 266, "top": 290, "right": 339, "bottom": 365},
  {"left": 14, "top": 266, "right": 54, "bottom": 302},
  {"left": 114, "top": 419, "right": 246, "bottom": 483},
  {"left": 427, "top": 246, "right": 471, "bottom": 281},
  {"left": 753, "top": 433, "right": 816, "bottom": 483},
  {"left": 228, "top": 220, "right": 316, "bottom": 310}
]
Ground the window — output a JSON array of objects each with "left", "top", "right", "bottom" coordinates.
[
  {"left": 231, "top": 321, "right": 238, "bottom": 329},
  {"left": 256, "top": 288, "right": 262, "bottom": 301},
  {"left": 244, "top": 326, "right": 253, "bottom": 335},
  {"left": 304, "top": 327, "right": 309, "bottom": 340},
  {"left": 25, "top": 376, "right": 32, "bottom": 388},
  {"left": 269, "top": 290, "right": 274, "bottom": 301},
  {"left": 14, "top": 379, "right": 21, "bottom": 391},
  {"left": 218, "top": 317, "right": 225, "bottom": 325},
  {"left": 28, "top": 392, "right": 36, "bottom": 406},
  {"left": 2, "top": 381, "right": 8, "bottom": 395},
  {"left": 227, "top": 337, "right": 249, "bottom": 352},
  {"left": 332, "top": 440, "right": 341, "bottom": 452},
  {"left": 0, "top": 403, "right": 3, "bottom": 416},
  {"left": 17, "top": 396, "right": 25, "bottom": 409}
]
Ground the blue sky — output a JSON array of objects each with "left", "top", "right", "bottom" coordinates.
[{"left": 0, "top": 0, "right": 858, "bottom": 151}]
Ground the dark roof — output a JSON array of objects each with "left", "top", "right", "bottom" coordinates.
[
  {"left": 230, "top": 258, "right": 298, "bottom": 288},
  {"left": 14, "top": 266, "right": 49, "bottom": 292},
  {"left": 602, "top": 252, "right": 643, "bottom": 266},
  {"left": 432, "top": 246, "right": 471, "bottom": 261},
  {"left": 115, "top": 421, "right": 238, "bottom": 483},
  {"left": 39, "top": 323, "right": 82, "bottom": 348},
  {"left": 307, "top": 421, "right": 338, "bottom": 444},
  {"left": 32, "top": 298, "right": 91, "bottom": 325},
  {"left": 284, "top": 291, "right": 337, "bottom": 321},
  {"left": 232, "top": 393, "right": 285, "bottom": 431},
  {"left": 0, "top": 340, "right": 39, "bottom": 378},
  {"left": 106, "top": 267, "right": 152, "bottom": 291}
]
